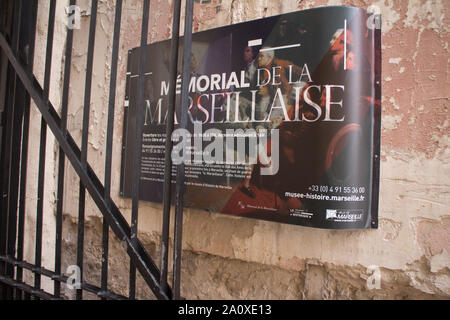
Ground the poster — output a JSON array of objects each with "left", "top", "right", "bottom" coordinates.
[{"left": 120, "top": 6, "right": 381, "bottom": 229}]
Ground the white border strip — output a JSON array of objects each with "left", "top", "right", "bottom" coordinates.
[
  {"left": 130, "top": 72, "right": 153, "bottom": 78},
  {"left": 260, "top": 43, "right": 301, "bottom": 52},
  {"left": 248, "top": 39, "right": 262, "bottom": 47},
  {"left": 344, "top": 19, "right": 347, "bottom": 70}
]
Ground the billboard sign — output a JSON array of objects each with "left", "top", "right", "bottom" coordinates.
[{"left": 120, "top": 6, "right": 381, "bottom": 229}]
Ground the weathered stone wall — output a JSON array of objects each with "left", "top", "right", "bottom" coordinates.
[{"left": 25, "top": 0, "right": 449, "bottom": 299}]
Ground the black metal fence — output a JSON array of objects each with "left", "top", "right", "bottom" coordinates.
[{"left": 0, "top": 0, "right": 192, "bottom": 300}]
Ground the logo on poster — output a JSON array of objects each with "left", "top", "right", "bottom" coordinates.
[
  {"left": 326, "top": 209, "right": 364, "bottom": 222},
  {"left": 326, "top": 209, "right": 338, "bottom": 220}
]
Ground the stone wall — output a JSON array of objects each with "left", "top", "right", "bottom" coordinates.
[{"left": 25, "top": 0, "right": 449, "bottom": 299}]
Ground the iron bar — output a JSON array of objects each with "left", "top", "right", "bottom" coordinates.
[
  {"left": 0, "top": 255, "right": 127, "bottom": 300},
  {"left": 160, "top": 0, "right": 182, "bottom": 296},
  {"left": 0, "top": 0, "right": 22, "bottom": 300},
  {"left": 34, "top": 0, "right": 56, "bottom": 296},
  {"left": 0, "top": 276, "right": 58, "bottom": 300},
  {"left": 102, "top": 0, "right": 123, "bottom": 300},
  {"left": 129, "top": 0, "right": 150, "bottom": 300},
  {"left": 54, "top": 0, "right": 76, "bottom": 298},
  {"left": 172, "top": 0, "right": 194, "bottom": 300},
  {"left": 15, "top": 0, "right": 38, "bottom": 301},
  {"left": 76, "top": 0, "right": 98, "bottom": 300}
]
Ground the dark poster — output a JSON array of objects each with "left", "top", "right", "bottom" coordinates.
[{"left": 120, "top": 6, "right": 381, "bottom": 229}]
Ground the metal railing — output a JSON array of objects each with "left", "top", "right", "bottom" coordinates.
[{"left": 0, "top": 0, "right": 193, "bottom": 300}]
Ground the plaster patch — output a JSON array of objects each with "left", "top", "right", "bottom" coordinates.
[
  {"left": 368, "top": 0, "right": 400, "bottom": 34},
  {"left": 417, "top": 217, "right": 450, "bottom": 258},
  {"left": 389, "top": 96, "right": 400, "bottom": 110},
  {"left": 379, "top": 219, "right": 402, "bottom": 242},
  {"left": 430, "top": 249, "right": 450, "bottom": 273},
  {"left": 404, "top": 0, "right": 448, "bottom": 32},
  {"left": 382, "top": 114, "right": 402, "bottom": 130},
  {"left": 389, "top": 57, "right": 402, "bottom": 65}
]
